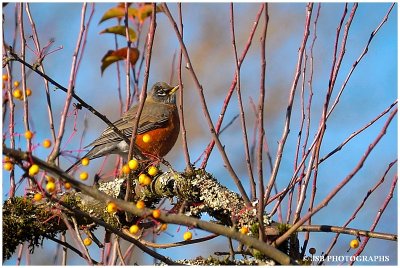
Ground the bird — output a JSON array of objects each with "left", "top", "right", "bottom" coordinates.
[{"left": 65, "top": 82, "right": 180, "bottom": 173}]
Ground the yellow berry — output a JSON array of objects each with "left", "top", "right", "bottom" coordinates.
[
  {"left": 13, "top": 89, "right": 22, "bottom": 99},
  {"left": 239, "top": 226, "right": 249, "bottom": 235},
  {"left": 46, "top": 181, "right": 56, "bottom": 193},
  {"left": 26, "top": 88, "right": 32, "bottom": 96},
  {"left": 160, "top": 223, "right": 168, "bottom": 231},
  {"left": 183, "top": 231, "right": 192, "bottom": 241},
  {"left": 143, "top": 176, "right": 151, "bottom": 186},
  {"left": 122, "top": 164, "right": 130, "bottom": 174},
  {"left": 138, "top": 173, "right": 147, "bottom": 183},
  {"left": 142, "top": 133, "right": 151, "bottom": 143},
  {"left": 79, "top": 171, "right": 88, "bottom": 181},
  {"left": 64, "top": 182, "right": 72, "bottom": 190},
  {"left": 129, "top": 224, "right": 140, "bottom": 234},
  {"left": 147, "top": 166, "right": 158, "bottom": 176},
  {"left": 33, "top": 193, "right": 43, "bottom": 201},
  {"left": 24, "top": 130, "right": 33, "bottom": 139},
  {"left": 152, "top": 209, "right": 161, "bottom": 219},
  {"left": 128, "top": 159, "right": 139, "bottom": 170},
  {"left": 42, "top": 139, "right": 52, "bottom": 148},
  {"left": 13, "top": 81, "right": 19, "bottom": 87},
  {"left": 350, "top": 239, "right": 359, "bottom": 249},
  {"left": 83, "top": 237, "right": 92, "bottom": 246},
  {"left": 4, "top": 162, "right": 13, "bottom": 171},
  {"left": 46, "top": 176, "right": 55, "bottom": 183},
  {"left": 107, "top": 202, "right": 118, "bottom": 213},
  {"left": 2, "top": 74, "right": 9, "bottom": 81},
  {"left": 136, "top": 200, "right": 145, "bottom": 209},
  {"left": 81, "top": 157, "right": 90, "bottom": 166},
  {"left": 29, "top": 164, "right": 40, "bottom": 176}
]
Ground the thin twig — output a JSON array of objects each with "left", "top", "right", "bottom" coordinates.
[
  {"left": 319, "top": 159, "right": 397, "bottom": 264},
  {"left": 274, "top": 107, "right": 397, "bottom": 246},
  {"left": 201, "top": 4, "right": 265, "bottom": 167},
  {"left": 162, "top": 3, "right": 251, "bottom": 206},
  {"left": 25, "top": 3, "right": 56, "bottom": 142},
  {"left": 177, "top": 3, "right": 192, "bottom": 171},
  {"left": 263, "top": 3, "right": 313, "bottom": 205},
  {"left": 349, "top": 173, "right": 397, "bottom": 265},
  {"left": 256, "top": 3, "right": 268, "bottom": 242},
  {"left": 48, "top": 3, "right": 88, "bottom": 163},
  {"left": 230, "top": 4, "right": 256, "bottom": 201}
]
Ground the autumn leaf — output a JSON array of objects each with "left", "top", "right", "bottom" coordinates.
[
  {"left": 99, "top": 7, "right": 138, "bottom": 24},
  {"left": 101, "top": 47, "right": 140, "bottom": 75},
  {"left": 100, "top": 25, "right": 137, "bottom": 41}
]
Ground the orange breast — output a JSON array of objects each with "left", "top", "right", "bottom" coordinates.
[{"left": 135, "top": 109, "right": 180, "bottom": 158}]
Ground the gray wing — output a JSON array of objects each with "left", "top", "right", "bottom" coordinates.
[{"left": 85, "top": 104, "right": 170, "bottom": 148}]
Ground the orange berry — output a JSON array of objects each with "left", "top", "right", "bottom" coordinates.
[
  {"left": 129, "top": 224, "right": 139, "bottom": 234},
  {"left": 79, "top": 171, "right": 88, "bottom": 181},
  {"left": 160, "top": 223, "right": 168, "bottom": 231},
  {"left": 26, "top": 88, "right": 32, "bottom": 96},
  {"left": 81, "top": 157, "right": 90, "bottom": 166},
  {"left": 107, "top": 202, "right": 118, "bottom": 213},
  {"left": 13, "top": 89, "right": 22, "bottom": 99},
  {"left": 46, "top": 176, "right": 55, "bottom": 183},
  {"left": 128, "top": 159, "right": 139, "bottom": 170},
  {"left": 147, "top": 166, "right": 158, "bottom": 176},
  {"left": 122, "top": 164, "right": 130, "bottom": 174},
  {"left": 350, "top": 239, "right": 359, "bottom": 249},
  {"left": 239, "top": 226, "right": 249, "bottom": 235},
  {"left": 4, "top": 156, "right": 10, "bottom": 162},
  {"left": 142, "top": 133, "right": 151, "bottom": 143},
  {"left": 24, "top": 130, "right": 33, "bottom": 139},
  {"left": 29, "top": 164, "right": 40, "bottom": 176},
  {"left": 152, "top": 209, "right": 161, "bottom": 219},
  {"left": 46, "top": 181, "right": 56, "bottom": 193},
  {"left": 183, "top": 231, "right": 192, "bottom": 241},
  {"left": 136, "top": 200, "right": 145, "bottom": 209},
  {"left": 33, "top": 193, "right": 43, "bottom": 201},
  {"left": 42, "top": 139, "right": 52, "bottom": 148},
  {"left": 13, "top": 81, "right": 19, "bottom": 87},
  {"left": 4, "top": 162, "right": 13, "bottom": 171},
  {"left": 64, "top": 182, "right": 72, "bottom": 190},
  {"left": 83, "top": 237, "right": 92, "bottom": 246},
  {"left": 2, "top": 74, "right": 9, "bottom": 81}
]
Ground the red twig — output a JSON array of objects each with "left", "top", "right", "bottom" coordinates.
[
  {"left": 48, "top": 3, "right": 88, "bottom": 163},
  {"left": 230, "top": 3, "right": 256, "bottom": 200},
  {"left": 177, "top": 3, "right": 192, "bottom": 171},
  {"left": 320, "top": 159, "right": 397, "bottom": 264},
  {"left": 201, "top": 4, "right": 265, "bottom": 167},
  {"left": 256, "top": 3, "right": 269, "bottom": 242},
  {"left": 274, "top": 107, "right": 397, "bottom": 246},
  {"left": 349, "top": 173, "right": 397, "bottom": 265},
  {"left": 263, "top": 3, "right": 313, "bottom": 205},
  {"left": 162, "top": 3, "right": 251, "bottom": 205},
  {"left": 25, "top": 3, "right": 56, "bottom": 142}
]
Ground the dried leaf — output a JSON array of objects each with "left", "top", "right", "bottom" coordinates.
[
  {"left": 100, "top": 25, "right": 137, "bottom": 41},
  {"left": 101, "top": 47, "right": 140, "bottom": 75}
]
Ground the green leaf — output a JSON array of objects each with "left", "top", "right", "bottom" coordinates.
[
  {"left": 99, "top": 7, "right": 138, "bottom": 24},
  {"left": 100, "top": 25, "right": 137, "bottom": 41}
]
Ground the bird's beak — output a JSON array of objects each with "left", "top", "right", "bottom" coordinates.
[{"left": 168, "top": 85, "right": 179, "bottom": 95}]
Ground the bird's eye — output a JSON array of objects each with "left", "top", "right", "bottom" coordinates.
[{"left": 157, "top": 88, "right": 167, "bottom": 96}]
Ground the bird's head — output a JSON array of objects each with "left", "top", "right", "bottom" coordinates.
[{"left": 149, "top": 82, "right": 179, "bottom": 104}]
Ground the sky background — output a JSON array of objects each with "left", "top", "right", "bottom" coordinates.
[{"left": 2, "top": 2, "right": 398, "bottom": 265}]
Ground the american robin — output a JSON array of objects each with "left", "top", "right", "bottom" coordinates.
[{"left": 66, "top": 82, "right": 180, "bottom": 173}]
